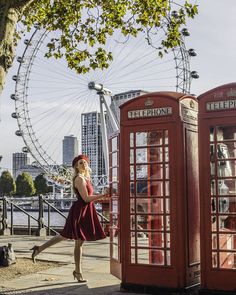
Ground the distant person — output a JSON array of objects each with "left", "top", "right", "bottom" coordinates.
[{"left": 30, "top": 154, "right": 109, "bottom": 283}]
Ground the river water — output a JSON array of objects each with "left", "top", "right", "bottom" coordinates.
[
  {"left": 7, "top": 210, "right": 68, "bottom": 227},
  {"left": 6, "top": 202, "right": 104, "bottom": 227}
]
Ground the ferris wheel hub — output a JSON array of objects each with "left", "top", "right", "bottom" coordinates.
[{"left": 88, "top": 82, "right": 112, "bottom": 96}]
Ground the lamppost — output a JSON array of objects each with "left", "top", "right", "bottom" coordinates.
[{"left": 0, "top": 155, "right": 2, "bottom": 176}]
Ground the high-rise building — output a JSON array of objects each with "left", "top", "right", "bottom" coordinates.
[
  {"left": 81, "top": 112, "right": 105, "bottom": 177},
  {"left": 62, "top": 135, "right": 78, "bottom": 166},
  {"left": 12, "top": 152, "right": 30, "bottom": 179}
]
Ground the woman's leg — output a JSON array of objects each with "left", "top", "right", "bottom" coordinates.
[
  {"left": 31, "top": 234, "right": 66, "bottom": 262},
  {"left": 74, "top": 239, "right": 84, "bottom": 274},
  {"left": 38, "top": 234, "right": 66, "bottom": 252}
]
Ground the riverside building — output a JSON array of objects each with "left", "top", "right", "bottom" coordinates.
[
  {"left": 12, "top": 152, "right": 30, "bottom": 179},
  {"left": 81, "top": 112, "right": 106, "bottom": 178},
  {"left": 110, "top": 89, "right": 149, "bottom": 123}
]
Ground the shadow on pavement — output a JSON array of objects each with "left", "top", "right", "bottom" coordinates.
[{"left": 0, "top": 283, "right": 121, "bottom": 295}]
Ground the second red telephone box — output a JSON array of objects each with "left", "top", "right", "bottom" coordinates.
[{"left": 198, "top": 83, "right": 236, "bottom": 294}]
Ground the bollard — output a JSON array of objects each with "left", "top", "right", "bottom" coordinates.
[
  {"left": 0, "top": 197, "right": 10, "bottom": 235},
  {"left": 37, "top": 195, "right": 46, "bottom": 236}
]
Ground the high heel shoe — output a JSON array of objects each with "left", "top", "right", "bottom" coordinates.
[
  {"left": 73, "top": 271, "right": 87, "bottom": 283},
  {"left": 30, "top": 246, "right": 40, "bottom": 263}
]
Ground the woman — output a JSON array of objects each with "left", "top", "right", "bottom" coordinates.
[{"left": 30, "top": 154, "right": 109, "bottom": 283}]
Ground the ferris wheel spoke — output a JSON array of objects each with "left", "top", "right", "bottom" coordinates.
[
  {"left": 100, "top": 33, "right": 145, "bottom": 82},
  {"left": 26, "top": 86, "right": 86, "bottom": 95},
  {"left": 65, "top": 93, "right": 96, "bottom": 136},
  {"left": 32, "top": 64, "right": 87, "bottom": 85},
  {"left": 32, "top": 58, "right": 78, "bottom": 80},
  {"left": 32, "top": 50, "right": 88, "bottom": 83},
  {"left": 105, "top": 33, "right": 166, "bottom": 80},
  {"left": 27, "top": 74, "right": 87, "bottom": 86},
  {"left": 111, "top": 67, "right": 177, "bottom": 86},
  {"left": 29, "top": 90, "right": 81, "bottom": 111},
  {"left": 28, "top": 71, "right": 88, "bottom": 85},
  {"left": 35, "top": 105, "right": 81, "bottom": 142},
  {"left": 29, "top": 89, "right": 90, "bottom": 117},
  {"left": 109, "top": 76, "right": 176, "bottom": 87},
  {"left": 109, "top": 55, "right": 173, "bottom": 84},
  {"left": 36, "top": 92, "right": 92, "bottom": 140},
  {"left": 107, "top": 60, "right": 174, "bottom": 87},
  {"left": 105, "top": 55, "right": 169, "bottom": 84},
  {"left": 31, "top": 95, "right": 82, "bottom": 125}
]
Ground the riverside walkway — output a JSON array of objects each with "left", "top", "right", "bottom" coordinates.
[{"left": 0, "top": 235, "right": 145, "bottom": 295}]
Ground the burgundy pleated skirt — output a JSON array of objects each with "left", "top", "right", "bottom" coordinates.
[{"left": 61, "top": 179, "right": 106, "bottom": 241}]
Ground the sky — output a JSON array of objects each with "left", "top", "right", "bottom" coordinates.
[{"left": 0, "top": 0, "right": 236, "bottom": 172}]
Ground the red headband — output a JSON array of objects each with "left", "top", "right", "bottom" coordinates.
[{"left": 72, "top": 154, "right": 89, "bottom": 167}]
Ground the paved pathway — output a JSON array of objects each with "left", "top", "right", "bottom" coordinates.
[{"left": 0, "top": 235, "right": 142, "bottom": 295}]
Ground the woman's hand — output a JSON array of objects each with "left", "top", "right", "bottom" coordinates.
[
  {"left": 101, "top": 193, "right": 110, "bottom": 200},
  {"left": 99, "top": 187, "right": 111, "bottom": 201},
  {"left": 102, "top": 186, "right": 110, "bottom": 195}
]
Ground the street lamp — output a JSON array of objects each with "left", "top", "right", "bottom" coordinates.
[{"left": 0, "top": 155, "right": 2, "bottom": 172}]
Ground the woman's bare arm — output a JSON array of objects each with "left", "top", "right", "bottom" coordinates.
[{"left": 75, "top": 176, "right": 108, "bottom": 203}]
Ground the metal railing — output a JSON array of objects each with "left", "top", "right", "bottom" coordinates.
[{"left": 0, "top": 196, "right": 109, "bottom": 236}]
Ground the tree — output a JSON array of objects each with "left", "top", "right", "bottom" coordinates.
[
  {"left": 15, "top": 172, "right": 36, "bottom": 197},
  {"left": 0, "top": 170, "right": 16, "bottom": 196},
  {"left": 0, "top": 0, "right": 198, "bottom": 96},
  {"left": 34, "top": 173, "right": 52, "bottom": 195}
]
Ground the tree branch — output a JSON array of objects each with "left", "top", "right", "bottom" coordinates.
[
  {"left": 11, "top": 0, "right": 37, "bottom": 11},
  {"left": 0, "top": 0, "right": 36, "bottom": 96}
]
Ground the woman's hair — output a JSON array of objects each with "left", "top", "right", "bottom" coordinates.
[
  {"left": 73, "top": 165, "right": 92, "bottom": 179},
  {"left": 72, "top": 154, "right": 92, "bottom": 184}
]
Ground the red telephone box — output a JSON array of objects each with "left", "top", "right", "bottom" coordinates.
[
  {"left": 110, "top": 91, "right": 200, "bottom": 293},
  {"left": 198, "top": 83, "right": 236, "bottom": 294}
]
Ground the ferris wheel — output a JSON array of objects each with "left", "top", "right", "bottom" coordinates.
[{"left": 11, "top": 15, "right": 199, "bottom": 190}]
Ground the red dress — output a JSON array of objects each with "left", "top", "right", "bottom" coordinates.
[{"left": 61, "top": 179, "right": 106, "bottom": 241}]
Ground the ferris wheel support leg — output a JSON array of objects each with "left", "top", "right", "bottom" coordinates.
[
  {"left": 102, "top": 95, "right": 119, "bottom": 132},
  {"left": 99, "top": 94, "right": 109, "bottom": 179}
]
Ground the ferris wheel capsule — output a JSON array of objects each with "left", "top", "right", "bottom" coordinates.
[
  {"left": 181, "top": 28, "right": 190, "bottom": 37},
  {"left": 171, "top": 11, "right": 179, "bottom": 18},
  {"left": 24, "top": 39, "right": 31, "bottom": 45},
  {"left": 15, "top": 130, "right": 23, "bottom": 136},
  {"left": 191, "top": 71, "right": 200, "bottom": 79},
  {"left": 10, "top": 94, "right": 18, "bottom": 100},
  {"left": 34, "top": 24, "right": 40, "bottom": 29},
  {"left": 11, "top": 112, "right": 19, "bottom": 119},
  {"left": 22, "top": 147, "right": 29, "bottom": 153},
  {"left": 12, "top": 75, "right": 19, "bottom": 81},
  {"left": 17, "top": 57, "right": 24, "bottom": 63},
  {"left": 188, "top": 48, "right": 197, "bottom": 57}
]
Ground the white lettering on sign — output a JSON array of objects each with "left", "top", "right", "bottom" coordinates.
[
  {"left": 128, "top": 107, "right": 172, "bottom": 119},
  {"left": 206, "top": 100, "right": 236, "bottom": 111}
]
